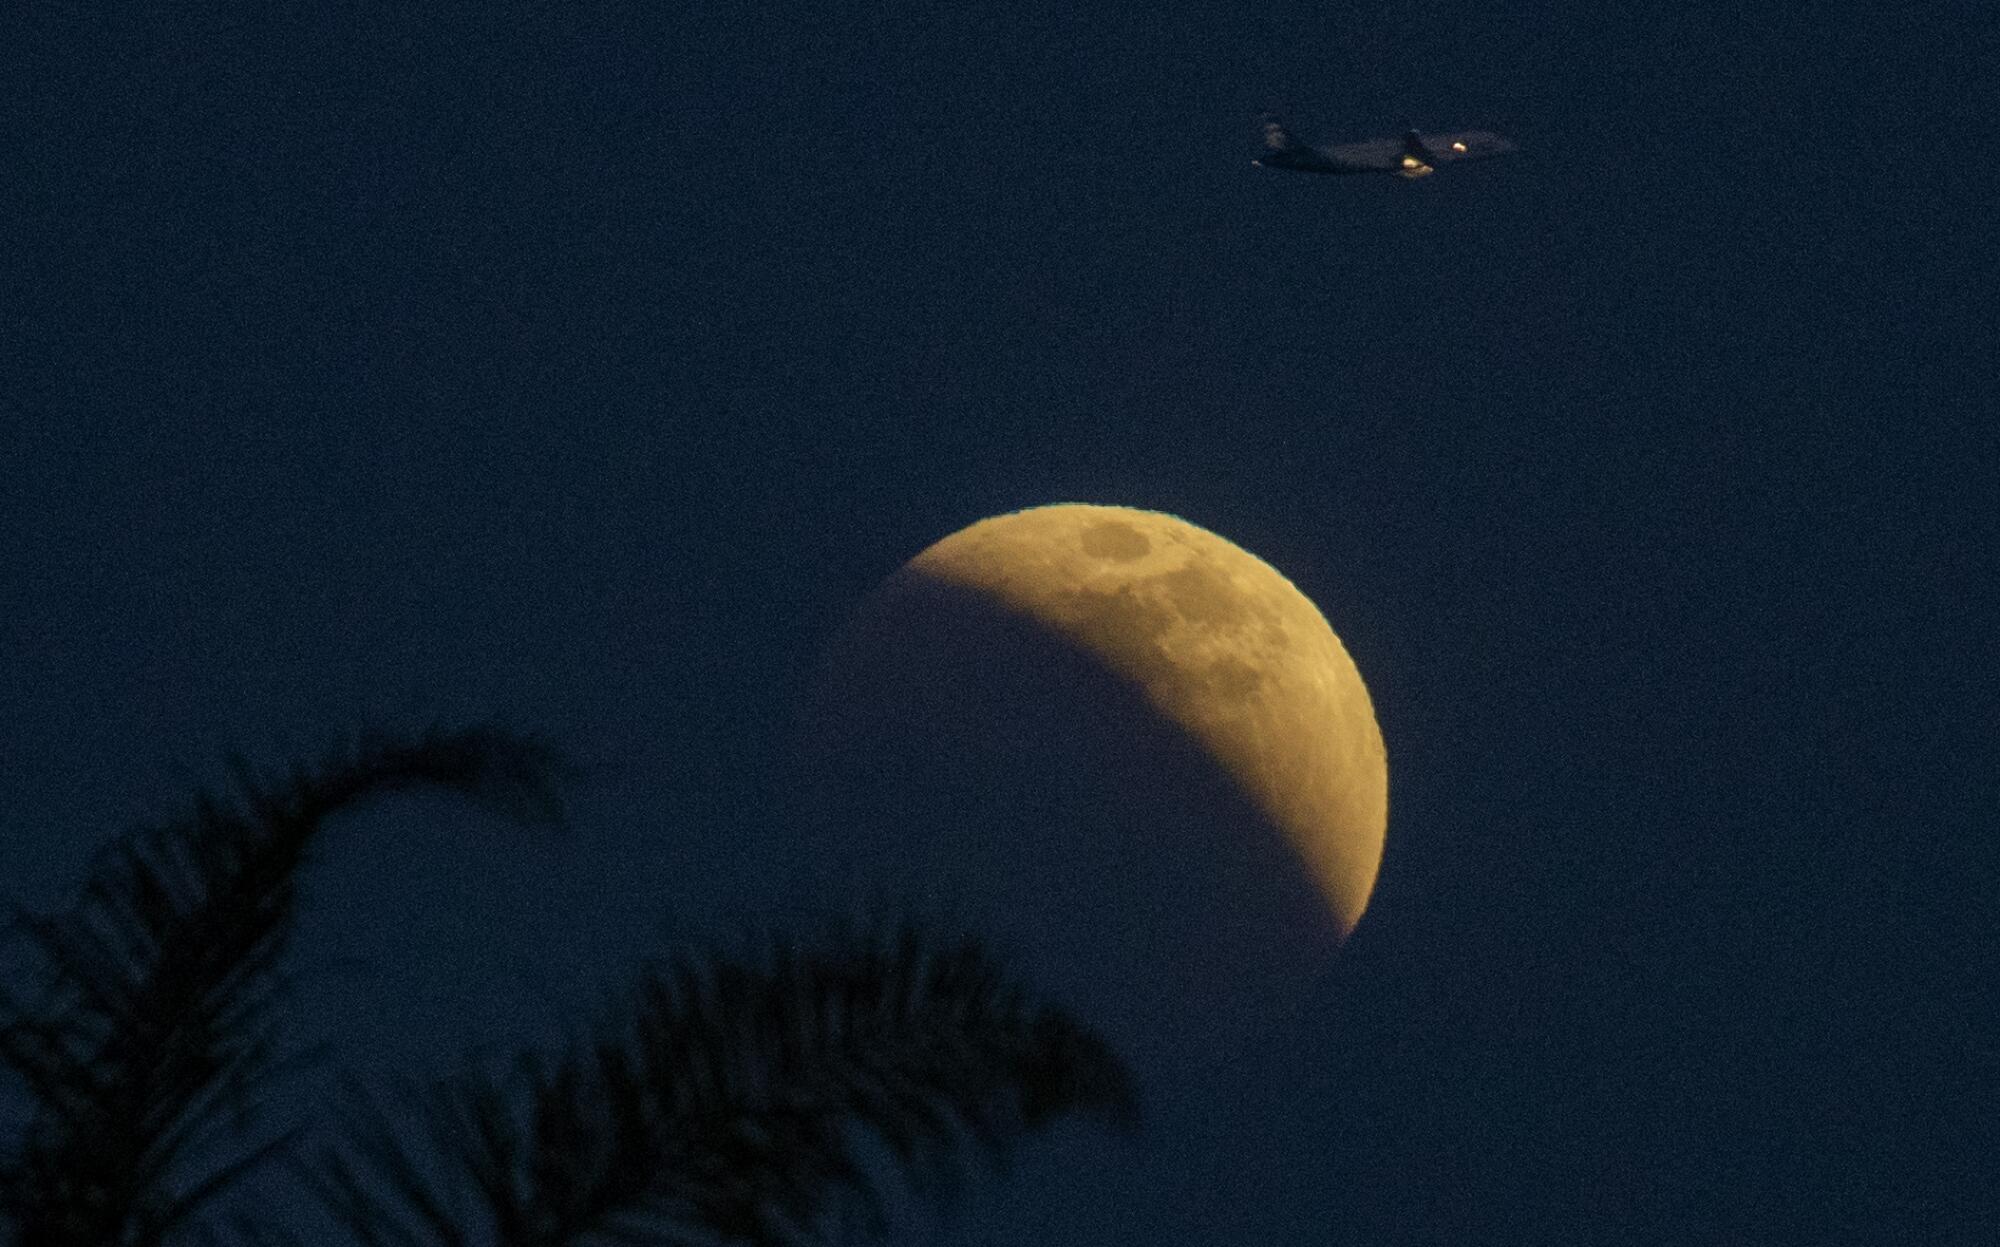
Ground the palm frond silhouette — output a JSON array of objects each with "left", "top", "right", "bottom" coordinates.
[
  {"left": 1, "top": 725, "right": 1138, "bottom": 1246},
  {"left": 0, "top": 724, "right": 572, "bottom": 1247},
  {"left": 296, "top": 923, "right": 1137, "bottom": 1246}
]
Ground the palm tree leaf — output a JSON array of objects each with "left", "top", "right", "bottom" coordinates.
[
  {"left": 286, "top": 1072, "right": 475, "bottom": 1247},
  {"left": 148, "top": 1125, "right": 307, "bottom": 1242},
  {"left": 0, "top": 723, "right": 574, "bottom": 1247},
  {"left": 304, "top": 917, "right": 1137, "bottom": 1246}
]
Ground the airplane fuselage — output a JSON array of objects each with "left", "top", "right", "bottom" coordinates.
[
  {"left": 1254, "top": 141, "right": 1439, "bottom": 177},
  {"left": 1254, "top": 122, "right": 1516, "bottom": 180}
]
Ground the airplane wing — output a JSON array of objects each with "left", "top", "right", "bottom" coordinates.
[
  {"left": 1421, "top": 130, "right": 1519, "bottom": 162},
  {"left": 1322, "top": 137, "right": 1406, "bottom": 170}
]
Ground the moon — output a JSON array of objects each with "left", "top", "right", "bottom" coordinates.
[
  {"left": 792, "top": 501, "right": 1386, "bottom": 1247},
  {"left": 793, "top": 503, "right": 1387, "bottom": 1035}
]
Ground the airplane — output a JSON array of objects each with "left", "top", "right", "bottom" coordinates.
[{"left": 1253, "top": 115, "right": 1517, "bottom": 179}]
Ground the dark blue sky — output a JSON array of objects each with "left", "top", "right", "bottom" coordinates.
[{"left": 4, "top": 2, "right": 1995, "bottom": 1242}]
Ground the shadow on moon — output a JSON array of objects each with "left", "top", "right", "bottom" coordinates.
[{"left": 783, "top": 567, "right": 1342, "bottom": 1084}]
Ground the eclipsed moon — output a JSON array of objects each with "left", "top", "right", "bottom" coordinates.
[{"left": 796, "top": 503, "right": 1388, "bottom": 1000}]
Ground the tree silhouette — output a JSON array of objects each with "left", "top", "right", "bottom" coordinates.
[
  {"left": 0, "top": 724, "right": 573, "bottom": 1247},
  {"left": 294, "top": 922, "right": 1136, "bottom": 1247},
  {"left": 0, "top": 725, "right": 1136, "bottom": 1246}
]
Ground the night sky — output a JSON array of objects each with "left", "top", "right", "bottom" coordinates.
[{"left": 4, "top": 2, "right": 1996, "bottom": 1243}]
